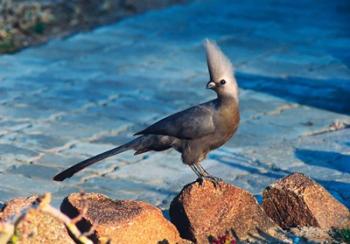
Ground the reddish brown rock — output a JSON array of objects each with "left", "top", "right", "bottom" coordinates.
[
  {"left": 169, "top": 179, "right": 277, "bottom": 243},
  {"left": 61, "top": 192, "right": 181, "bottom": 244},
  {"left": 0, "top": 195, "right": 74, "bottom": 243},
  {"left": 14, "top": 208, "right": 75, "bottom": 244},
  {"left": 0, "top": 195, "right": 38, "bottom": 222},
  {"left": 262, "top": 173, "right": 350, "bottom": 230}
]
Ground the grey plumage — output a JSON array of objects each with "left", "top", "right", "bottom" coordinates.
[{"left": 53, "top": 40, "right": 240, "bottom": 182}]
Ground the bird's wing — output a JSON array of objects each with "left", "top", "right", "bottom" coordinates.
[{"left": 134, "top": 103, "right": 216, "bottom": 139}]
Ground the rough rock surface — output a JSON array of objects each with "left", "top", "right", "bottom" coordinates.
[
  {"left": 0, "top": 195, "right": 74, "bottom": 243},
  {"left": 61, "top": 192, "right": 181, "bottom": 244},
  {"left": 0, "top": 195, "right": 38, "bottom": 222},
  {"left": 169, "top": 179, "right": 277, "bottom": 243},
  {"left": 12, "top": 208, "right": 74, "bottom": 244},
  {"left": 262, "top": 173, "right": 350, "bottom": 230}
]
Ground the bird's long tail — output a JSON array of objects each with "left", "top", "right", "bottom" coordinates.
[{"left": 53, "top": 139, "right": 137, "bottom": 181}]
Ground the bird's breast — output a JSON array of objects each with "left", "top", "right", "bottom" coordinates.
[{"left": 208, "top": 104, "right": 240, "bottom": 150}]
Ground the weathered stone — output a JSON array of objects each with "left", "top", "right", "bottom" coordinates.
[
  {"left": 0, "top": 195, "right": 38, "bottom": 222},
  {"left": 169, "top": 179, "right": 277, "bottom": 243},
  {"left": 0, "top": 195, "right": 74, "bottom": 243},
  {"left": 262, "top": 173, "right": 350, "bottom": 230},
  {"left": 14, "top": 208, "right": 75, "bottom": 244},
  {"left": 61, "top": 192, "right": 181, "bottom": 244}
]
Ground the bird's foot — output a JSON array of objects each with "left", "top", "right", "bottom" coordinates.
[
  {"left": 198, "top": 175, "right": 223, "bottom": 188},
  {"left": 190, "top": 164, "right": 223, "bottom": 187}
]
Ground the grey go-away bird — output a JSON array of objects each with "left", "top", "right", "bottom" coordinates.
[{"left": 53, "top": 40, "right": 240, "bottom": 182}]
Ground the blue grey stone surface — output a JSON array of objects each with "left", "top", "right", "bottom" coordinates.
[{"left": 0, "top": 0, "right": 349, "bottom": 209}]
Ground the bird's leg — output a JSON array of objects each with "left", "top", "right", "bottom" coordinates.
[
  {"left": 190, "top": 164, "right": 222, "bottom": 187},
  {"left": 190, "top": 164, "right": 209, "bottom": 186},
  {"left": 193, "top": 164, "right": 208, "bottom": 177},
  {"left": 190, "top": 165, "right": 202, "bottom": 178},
  {"left": 197, "top": 164, "right": 210, "bottom": 176},
  {"left": 192, "top": 164, "right": 207, "bottom": 186}
]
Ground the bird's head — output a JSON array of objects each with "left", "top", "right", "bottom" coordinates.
[{"left": 204, "top": 40, "right": 238, "bottom": 102}]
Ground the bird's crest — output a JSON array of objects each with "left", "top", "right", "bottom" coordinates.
[{"left": 204, "top": 39, "right": 234, "bottom": 82}]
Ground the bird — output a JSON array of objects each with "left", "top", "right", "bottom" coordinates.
[{"left": 53, "top": 39, "right": 240, "bottom": 182}]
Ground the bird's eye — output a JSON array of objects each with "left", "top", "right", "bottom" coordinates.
[{"left": 220, "top": 79, "right": 226, "bottom": 85}]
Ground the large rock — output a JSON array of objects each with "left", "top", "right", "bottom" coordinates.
[
  {"left": 262, "top": 173, "right": 350, "bottom": 230},
  {"left": 13, "top": 208, "right": 75, "bottom": 244},
  {"left": 0, "top": 195, "right": 38, "bottom": 222},
  {"left": 169, "top": 179, "right": 277, "bottom": 243},
  {"left": 61, "top": 192, "right": 181, "bottom": 244},
  {"left": 0, "top": 195, "right": 74, "bottom": 244}
]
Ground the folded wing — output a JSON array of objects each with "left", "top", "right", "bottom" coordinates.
[{"left": 135, "top": 104, "right": 215, "bottom": 139}]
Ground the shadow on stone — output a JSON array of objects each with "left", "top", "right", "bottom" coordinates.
[
  {"left": 61, "top": 196, "right": 99, "bottom": 243},
  {"left": 295, "top": 148, "right": 350, "bottom": 173},
  {"left": 238, "top": 73, "right": 350, "bottom": 114},
  {"left": 211, "top": 152, "right": 290, "bottom": 180}
]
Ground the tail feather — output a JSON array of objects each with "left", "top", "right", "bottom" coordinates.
[{"left": 53, "top": 141, "right": 135, "bottom": 181}]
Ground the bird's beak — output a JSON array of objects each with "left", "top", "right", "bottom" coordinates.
[{"left": 206, "top": 81, "right": 216, "bottom": 89}]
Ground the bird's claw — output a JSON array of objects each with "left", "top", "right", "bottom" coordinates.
[{"left": 198, "top": 175, "right": 223, "bottom": 188}]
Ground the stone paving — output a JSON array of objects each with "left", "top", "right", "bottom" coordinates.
[{"left": 0, "top": 0, "right": 349, "bottom": 209}]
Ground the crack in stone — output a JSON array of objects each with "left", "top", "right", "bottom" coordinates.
[
  {"left": 263, "top": 104, "right": 300, "bottom": 116},
  {"left": 241, "top": 103, "right": 300, "bottom": 123},
  {"left": 0, "top": 93, "right": 122, "bottom": 138},
  {"left": 303, "top": 120, "right": 350, "bottom": 137},
  {"left": 88, "top": 125, "right": 131, "bottom": 143},
  {"left": 76, "top": 154, "right": 149, "bottom": 184}
]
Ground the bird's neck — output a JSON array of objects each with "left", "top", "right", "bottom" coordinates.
[
  {"left": 217, "top": 94, "right": 238, "bottom": 107},
  {"left": 216, "top": 82, "right": 239, "bottom": 104}
]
